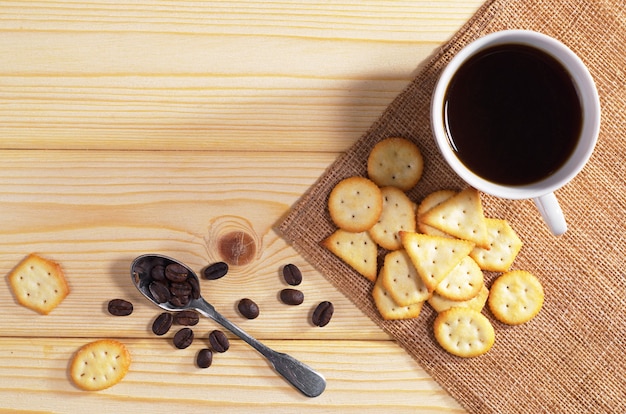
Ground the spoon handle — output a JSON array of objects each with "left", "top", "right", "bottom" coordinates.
[{"left": 192, "top": 298, "right": 326, "bottom": 397}]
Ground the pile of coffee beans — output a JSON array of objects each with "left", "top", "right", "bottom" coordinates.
[{"left": 147, "top": 262, "right": 200, "bottom": 307}]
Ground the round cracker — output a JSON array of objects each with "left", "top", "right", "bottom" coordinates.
[
  {"left": 70, "top": 339, "right": 131, "bottom": 391},
  {"left": 488, "top": 270, "right": 544, "bottom": 325},
  {"left": 367, "top": 137, "right": 424, "bottom": 191},
  {"left": 328, "top": 176, "right": 382, "bottom": 232},
  {"left": 433, "top": 307, "right": 495, "bottom": 357}
]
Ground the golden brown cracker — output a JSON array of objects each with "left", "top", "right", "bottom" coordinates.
[
  {"left": 428, "top": 284, "right": 489, "bottom": 313},
  {"left": 470, "top": 218, "right": 523, "bottom": 272},
  {"left": 420, "top": 187, "right": 489, "bottom": 248},
  {"left": 400, "top": 231, "right": 475, "bottom": 291},
  {"left": 435, "top": 256, "right": 484, "bottom": 301},
  {"left": 488, "top": 270, "right": 544, "bottom": 325},
  {"left": 70, "top": 339, "right": 131, "bottom": 391},
  {"left": 417, "top": 190, "right": 456, "bottom": 237},
  {"left": 328, "top": 176, "right": 383, "bottom": 232},
  {"left": 369, "top": 186, "right": 417, "bottom": 250},
  {"left": 321, "top": 229, "right": 378, "bottom": 282},
  {"left": 434, "top": 307, "right": 495, "bottom": 357},
  {"left": 367, "top": 137, "right": 424, "bottom": 191},
  {"left": 380, "top": 249, "right": 430, "bottom": 307},
  {"left": 7, "top": 253, "right": 70, "bottom": 315},
  {"left": 372, "top": 272, "right": 424, "bottom": 320}
]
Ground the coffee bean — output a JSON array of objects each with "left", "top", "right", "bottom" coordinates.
[
  {"left": 149, "top": 280, "right": 171, "bottom": 304},
  {"left": 174, "top": 310, "right": 200, "bottom": 326},
  {"left": 107, "top": 299, "right": 134, "bottom": 316},
  {"left": 312, "top": 301, "right": 334, "bottom": 327},
  {"left": 165, "top": 263, "right": 189, "bottom": 282},
  {"left": 197, "top": 348, "right": 213, "bottom": 369},
  {"left": 188, "top": 275, "right": 201, "bottom": 299},
  {"left": 152, "top": 312, "right": 174, "bottom": 336},
  {"left": 169, "top": 294, "right": 191, "bottom": 308},
  {"left": 170, "top": 281, "right": 192, "bottom": 298},
  {"left": 208, "top": 330, "right": 229, "bottom": 353},
  {"left": 282, "top": 264, "right": 302, "bottom": 286},
  {"left": 173, "top": 327, "right": 194, "bottom": 349},
  {"left": 280, "top": 288, "right": 304, "bottom": 305},
  {"left": 150, "top": 264, "right": 166, "bottom": 281},
  {"left": 237, "top": 298, "right": 259, "bottom": 319},
  {"left": 203, "top": 261, "right": 229, "bottom": 280}
]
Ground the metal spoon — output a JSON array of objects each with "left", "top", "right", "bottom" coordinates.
[{"left": 131, "top": 253, "right": 326, "bottom": 397}]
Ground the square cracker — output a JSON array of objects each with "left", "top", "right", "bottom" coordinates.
[
  {"left": 419, "top": 187, "right": 490, "bottom": 248},
  {"left": 321, "top": 229, "right": 378, "bottom": 282},
  {"left": 8, "top": 253, "right": 70, "bottom": 315},
  {"left": 400, "top": 231, "right": 475, "bottom": 291}
]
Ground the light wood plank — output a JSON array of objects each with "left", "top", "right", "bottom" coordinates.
[
  {"left": 0, "top": 337, "right": 464, "bottom": 413},
  {"left": 0, "top": 150, "right": 385, "bottom": 340},
  {"left": 0, "top": 0, "right": 484, "bottom": 151}
]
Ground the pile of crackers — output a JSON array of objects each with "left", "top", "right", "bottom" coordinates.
[{"left": 322, "top": 137, "right": 544, "bottom": 357}]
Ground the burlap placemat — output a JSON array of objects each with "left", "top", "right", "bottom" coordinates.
[{"left": 278, "top": 0, "right": 626, "bottom": 412}]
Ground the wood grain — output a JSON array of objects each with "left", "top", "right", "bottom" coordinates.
[
  {"left": 0, "top": 1, "right": 485, "bottom": 412},
  {"left": 0, "top": 1, "right": 482, "bottom": 152},
  {"left": 0, "top": 337, "right": 464, "bottom": 413}
]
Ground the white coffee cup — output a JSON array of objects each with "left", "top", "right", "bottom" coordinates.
[{"left": 431, "top": 30, "right": 601, "bottom": 236}]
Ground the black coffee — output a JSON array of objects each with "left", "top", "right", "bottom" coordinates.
[{"left": 443, "top": 43, "right": 582, "bottom": 186}]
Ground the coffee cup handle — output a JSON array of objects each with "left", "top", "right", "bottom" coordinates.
[{"left": 533, "top": 193, "right": 567, "bottom": 236}]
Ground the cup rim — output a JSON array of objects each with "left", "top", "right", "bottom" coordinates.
[{"left": 431, "top": 30, "right": 601, "bottom": 200}]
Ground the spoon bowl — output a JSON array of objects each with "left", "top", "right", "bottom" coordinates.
[{"left": 131, "top": 253, "right": 326, "bottom": 397}]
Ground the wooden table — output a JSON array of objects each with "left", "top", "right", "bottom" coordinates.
[{"left": 0, "top": 2, "right": 484, "bottom": 412}]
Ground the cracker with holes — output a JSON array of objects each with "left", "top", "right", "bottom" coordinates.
[
  {"left": 420, "top": 187, "right": 490, "bottom": 249},
  {"left": 470, "top": 218, "right": 523, "bottom": 272},
  {"left": 321, "top": 229, "right": 378, "bottom": 282},
  {"left": 488, "top": 270, "right": 544, "bottom": 325},
  {"left": 7, "top": 253, "right": 70, "bottom": 315},
  {"left": 372, "top": 270, "right": 424, "bottom": 320},
  {"left": 435, "top": 256, "right": 484, "bottom": 301},
  {"left": 400, "top": 231, "right": 475, "bottom": 292},
  {"left": 328, "top": 176, "right": 383, "bottom": 232},
  {"left": 380, "top": 249, "right": 430, "bottom": 307},
  {"left": 70, "top": 339, "right": 131, "bottom": 391},
  {"left": 433, "top": 307, "right": 495, "bottom": 357},
  {"left": 417, "top": 189, "right": 456, "bottom": 237},
  {"left": 369, "top": 186, "right": 417, "bottom": 250},
  {"left": 429, "top": 284, "right": 489, "bottom": 313},
  {"left": 367, "top": 137, "right": 424, "bottom": 191}
]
